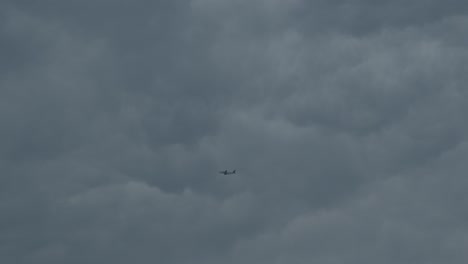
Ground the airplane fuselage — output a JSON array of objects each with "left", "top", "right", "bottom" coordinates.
[{"left": 219, "top": 170, "right": 236, "bottom": 175}]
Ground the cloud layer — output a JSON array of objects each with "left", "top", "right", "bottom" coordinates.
[{"left": 1, "top": 1, "right": 468, "bottom": 263}]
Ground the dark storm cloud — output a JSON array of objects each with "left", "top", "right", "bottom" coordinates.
[{"left": 1, "top": 0, "right": 468, "bottom": 263}]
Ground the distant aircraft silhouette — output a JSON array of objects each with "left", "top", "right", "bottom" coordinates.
[{"left": 219, "top": 169, "right": 236, "bottom": 175}]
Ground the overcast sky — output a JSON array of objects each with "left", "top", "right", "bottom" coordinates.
[{"left": 1, "top": 1, "right": 468, "bottom": 263}]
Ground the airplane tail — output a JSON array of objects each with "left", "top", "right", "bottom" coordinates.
[{"left": 233, "top": 170, "right": 236, "bottom": 174}]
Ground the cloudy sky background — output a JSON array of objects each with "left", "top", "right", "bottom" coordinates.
[{"left": 1, "top": 0, "right": 468, "bottom": 263}]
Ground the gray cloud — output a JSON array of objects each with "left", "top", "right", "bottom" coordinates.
[{"left": 1, "top": 1, "right": 468, "bottom": 263}]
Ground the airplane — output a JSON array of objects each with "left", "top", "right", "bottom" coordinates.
[{"left": 219, "top": 169, "right": 236, "bottom": 175}]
